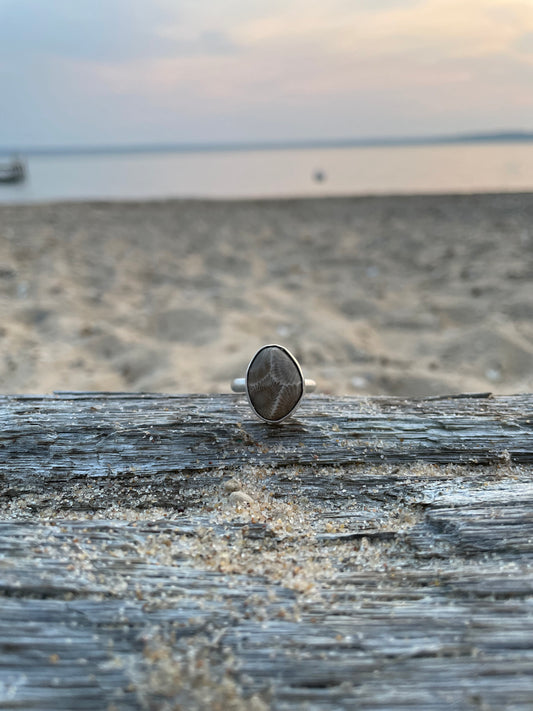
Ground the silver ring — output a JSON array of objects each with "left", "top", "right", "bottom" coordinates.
[{"left": 231, "top": 344, "right": 316, "bottom": 424}]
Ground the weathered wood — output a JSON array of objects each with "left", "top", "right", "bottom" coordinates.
[
  {"left": 0, "top": 392, "right": 531, "bottom": 505},
  {"left": 0, "top": 393, "right": 532, "bottom": 710}
]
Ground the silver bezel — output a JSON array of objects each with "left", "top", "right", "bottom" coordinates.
[{"left": 245, "top": 344, "right": 305, "bottom": 424}]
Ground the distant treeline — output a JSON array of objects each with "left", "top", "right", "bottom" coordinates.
[{"left": 2, "top": 131, "right": 533, "bottom": 157}]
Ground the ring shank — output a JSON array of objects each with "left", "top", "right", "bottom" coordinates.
[{"left": 231, "top": 377, "right": 316, "bottom": 393}]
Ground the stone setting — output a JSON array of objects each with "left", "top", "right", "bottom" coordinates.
[{"left": 246, "top": 345, "right": 304, "bottom": 423}]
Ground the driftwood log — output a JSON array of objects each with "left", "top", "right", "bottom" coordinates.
[{"left": 0, "top": 392, "right": 532, "bottom": 710}]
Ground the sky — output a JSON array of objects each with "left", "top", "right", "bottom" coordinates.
[{"left": 0, "top": 0, "right": 532, "bottom": 148}]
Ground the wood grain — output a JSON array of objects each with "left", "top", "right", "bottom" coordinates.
[{"left": 0, "top": 393, "right": 532, "bottom": 710}]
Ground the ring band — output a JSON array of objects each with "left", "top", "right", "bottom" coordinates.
[{"left": 231, "top": 344, "right": 316, "bottom": 424}]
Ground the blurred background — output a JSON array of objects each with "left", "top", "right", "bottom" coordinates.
[{"left": 0, "top": 0, "right": 532, "bottom": 395}]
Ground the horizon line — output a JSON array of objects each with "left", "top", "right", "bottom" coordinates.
[{"left": 2, "top": 129, "right": 533, "bottom": 157}]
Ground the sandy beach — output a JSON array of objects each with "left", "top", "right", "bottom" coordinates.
[
  {"left": 0, "top": 192, "right": 531, "bottom": 396},
  {"left": 0, "top": 192, "right": 531, "bottom": 709}
]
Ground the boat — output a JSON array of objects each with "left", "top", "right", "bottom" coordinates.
[{"left": 0, "top": 158, "right": 26, "bottom": 184}]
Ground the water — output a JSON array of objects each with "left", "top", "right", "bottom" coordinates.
[{"left": 1, "top": 141, "right": 533, "bottom": 203}]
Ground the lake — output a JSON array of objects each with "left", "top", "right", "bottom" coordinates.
[{"left": 1, "top": 141, "right": 533, "bottom": 203}]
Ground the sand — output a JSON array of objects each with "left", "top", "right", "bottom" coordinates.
[
  {"left": 1, "top": 193, "right": 531, "bottom": 709},
  {"left": 2, "top": 454, "right": 531, "bottom": 709},
  {"left": 0, "top": 192, "right": 531, "bottom": 396}
]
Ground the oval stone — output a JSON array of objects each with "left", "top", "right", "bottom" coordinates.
[{"left": 246, "top": 345, "right": 304, "bottom": 422}]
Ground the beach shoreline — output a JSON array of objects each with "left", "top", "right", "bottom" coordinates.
[{"left": 0, "top": 192, "right": 531, "bottom": 396}]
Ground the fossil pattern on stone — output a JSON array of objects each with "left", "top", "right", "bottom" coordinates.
[{"left": 246, "top": 345, "right": 304, "bottom": 422}]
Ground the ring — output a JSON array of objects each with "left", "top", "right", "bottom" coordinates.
[{"left": 231, "top": 344, "right": 316, "bottom": 424}]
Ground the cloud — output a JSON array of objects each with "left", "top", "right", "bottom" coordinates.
[
  {"left": 0, "top": 0, "right": 168, "bottom": 61},
  {"left": 515, "top": 31, "right": 533, "bottom": 53},
  {"left": 1, "top": 0, "right": 533, "bottom": 146},
  {"left": 0, "top": 0, "right": 238, "bottom": 62},
  {"left": 123, "top": 0, "right": 533, "bottom": 98}
]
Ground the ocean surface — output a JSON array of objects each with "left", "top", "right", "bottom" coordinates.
[{"left": 1, "top": 141, "right": 533, "bottom": 203}]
